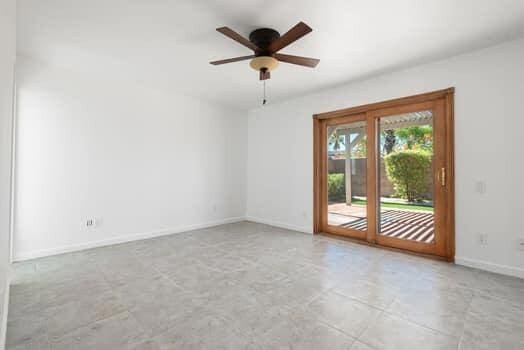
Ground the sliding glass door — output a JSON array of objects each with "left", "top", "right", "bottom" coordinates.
[
  {"left": 314, "top": 89, "right": 454, "bottom": 260},
  {"left": 324, "top": 116, "right": 368, "bottom": 240}
]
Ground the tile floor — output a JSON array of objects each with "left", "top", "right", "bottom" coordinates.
[{"left": 6, "top": 221, "right": 524, "bottom": 349}]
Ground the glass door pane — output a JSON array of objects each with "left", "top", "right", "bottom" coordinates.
[
  {"left": 378, "top": 111, "right": 435, "bottom": 243},
  {"left": 327, "top": 120, "right": 368, "bottom": 230}
]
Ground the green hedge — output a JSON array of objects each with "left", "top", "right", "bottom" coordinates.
[
  {"left": 384, "top": 150, "right": 431, "bottom": 202},
  {"left": 328, "top": 173, "right": 346, "bottom": 201}
]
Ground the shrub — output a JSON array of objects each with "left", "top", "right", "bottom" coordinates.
[
  {"left": 384, "top": 150, "right": 431, "bottom": 202},
  {"left": 328, "top": 173, "right": 346, "bottom": 202}
]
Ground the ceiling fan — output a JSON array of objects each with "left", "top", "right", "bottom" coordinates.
[{"left": 210, "top": 22, "right": 320, "bottom": 81}]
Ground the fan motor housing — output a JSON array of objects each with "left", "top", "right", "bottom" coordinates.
[{"left": 249, "top": 28, "right": 280, "bottom": 53}]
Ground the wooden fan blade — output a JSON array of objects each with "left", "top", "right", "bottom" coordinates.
[
  {"left": 216, "top": 27, "right": 260, "bottom": 52},
  {"left": 274, "top": 53, "right": 320, "bottom": 68},
  {"left": 267, "top": 22, "right": 312, "bottom": 52},
  {"left": 210, "top": 55, "right": 255, "bottom": 65}
]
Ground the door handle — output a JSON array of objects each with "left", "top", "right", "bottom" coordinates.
[{"left": 439, "top": 167, "right": 446, "bottom": 187}]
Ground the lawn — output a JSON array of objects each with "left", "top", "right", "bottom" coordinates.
[{"left": 351, "top": 198, "right": 434, "bottom": 212}]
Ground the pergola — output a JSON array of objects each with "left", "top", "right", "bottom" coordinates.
[{"left": 329, "top": 111, "right": 432, "bottom": 205}]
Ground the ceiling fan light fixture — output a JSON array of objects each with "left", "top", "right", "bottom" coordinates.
[
  {"left": 211, "top": 22, "right": 318, "bottom": 82},
  {"left": 249, "top": 56, "right": 279, "bottom": 72}
]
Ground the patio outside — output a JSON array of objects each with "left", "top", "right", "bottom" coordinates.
[{"left": 327, "top": 111, "right": 435, "bottom": 243}]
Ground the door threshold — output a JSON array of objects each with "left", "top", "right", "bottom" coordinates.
[{"left": 318, "top": 232, "right": 454, "bottom": 263}]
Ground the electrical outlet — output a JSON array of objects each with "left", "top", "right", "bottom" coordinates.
[
  {"left": 517, "top": 238, "right": 524, "bottom": 251},
  {"left": 86, "top": 219, "right": 97, "bottom": 228},
  {"left": 475, "top": 181, "right": 486, "bottom": 194},
  {"left": 477, "top": 233, "right": 488, "bottom": 245}
]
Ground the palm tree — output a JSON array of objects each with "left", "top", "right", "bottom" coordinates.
[
  {"left": 329, "top": 133, "right": 344, "bottom": 151},
  {"left": 383, "top": 129, "right": 396, "bottom": 154}
]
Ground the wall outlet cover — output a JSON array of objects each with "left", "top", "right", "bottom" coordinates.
[
  {"left": 477, "top": 233, "right": 488, "bottom": 245},
  {"left": 517, "top": 238, "right": 524, "bottom": 251},
  {"left": 475, "top": 181, "right": 486, "bottom": 194}
]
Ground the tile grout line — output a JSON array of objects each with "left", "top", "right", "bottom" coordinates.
[{"left": 7, "top": 222, "right": 524, "bottom": 349}]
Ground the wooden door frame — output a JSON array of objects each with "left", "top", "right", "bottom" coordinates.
[
  {"left": 319, "top": 114, "right": 369, "bottom": 240},
  {"left": 313, "top": 88, "right": 455, "bottom": 261}
]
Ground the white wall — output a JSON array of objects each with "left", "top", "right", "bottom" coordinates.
[
  {"left": 13, "top": 58, "right": 247, "bottom": 260},
  {"left": 12, "top": 36, "right": 524, "bottom": 279},
  {"left": 247, "top": 38, "right": 524, "bottom": 277},
  {"left": 0, "top": 0, "right": 16, "bottom": 345}
]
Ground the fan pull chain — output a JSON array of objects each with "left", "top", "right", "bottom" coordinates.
[{"left": 262, "top": 79, "right": 267, "bottom": 105}]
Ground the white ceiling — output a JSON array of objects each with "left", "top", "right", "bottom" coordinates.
[{"left": 17, "top": 0, "right": 524, "bottom": 109}]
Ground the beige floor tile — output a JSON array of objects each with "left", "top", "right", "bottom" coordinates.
[
  {"left": 7, "top": 221, "right": 523, "bottom": 350},
  {"left": 305, "top": 290, "right": 382, "bottom": 337},
  {"left": 359, "top": 312, "right": 459, "bottom": 350}
]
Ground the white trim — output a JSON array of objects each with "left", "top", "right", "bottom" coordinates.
[
  {"left": 9, "top": 62, "right": 17, "bottom": 263},
  {"left": 13, "top": 216, "right": 524, "bottom": 279},
  {"left": 245, "top": 216, "right": 313, "bottom": 234},
  {"left": 243, "top": 218, "right": 524, "bottom": 279},
  {"left": 242, "top": 218, "right": 524, "bottom": 279},
  {"left": 13, "top": 217, "right": 245, "bottom": 262},
  {"left": 0, "top": 280, "right": 10, "bottom": 349},
  {"left": 455, "top": 256, "right": 524, "bottom": 279}
]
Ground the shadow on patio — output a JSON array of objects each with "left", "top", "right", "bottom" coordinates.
[{"left": 328, "top": 201, "right": 435, "bottom": 243}]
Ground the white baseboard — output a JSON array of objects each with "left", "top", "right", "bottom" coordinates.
[
  {"left": 1, "top": 280, "right": 10, "bottom": 349},
  {"left": 13, "top": 216, "right": 523, "bottom": 280},
  {"left": 245, "top": 215, "right": 313, "bottom": 234},
  {"left": 455, "top": 256, "right": 524, "bottom": 279},
  {"left": 13, "top": 216, "right": 245, "bottom": 262},
  {"left": 246, "top": 217, "right": 524, "bottom": 279}
]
